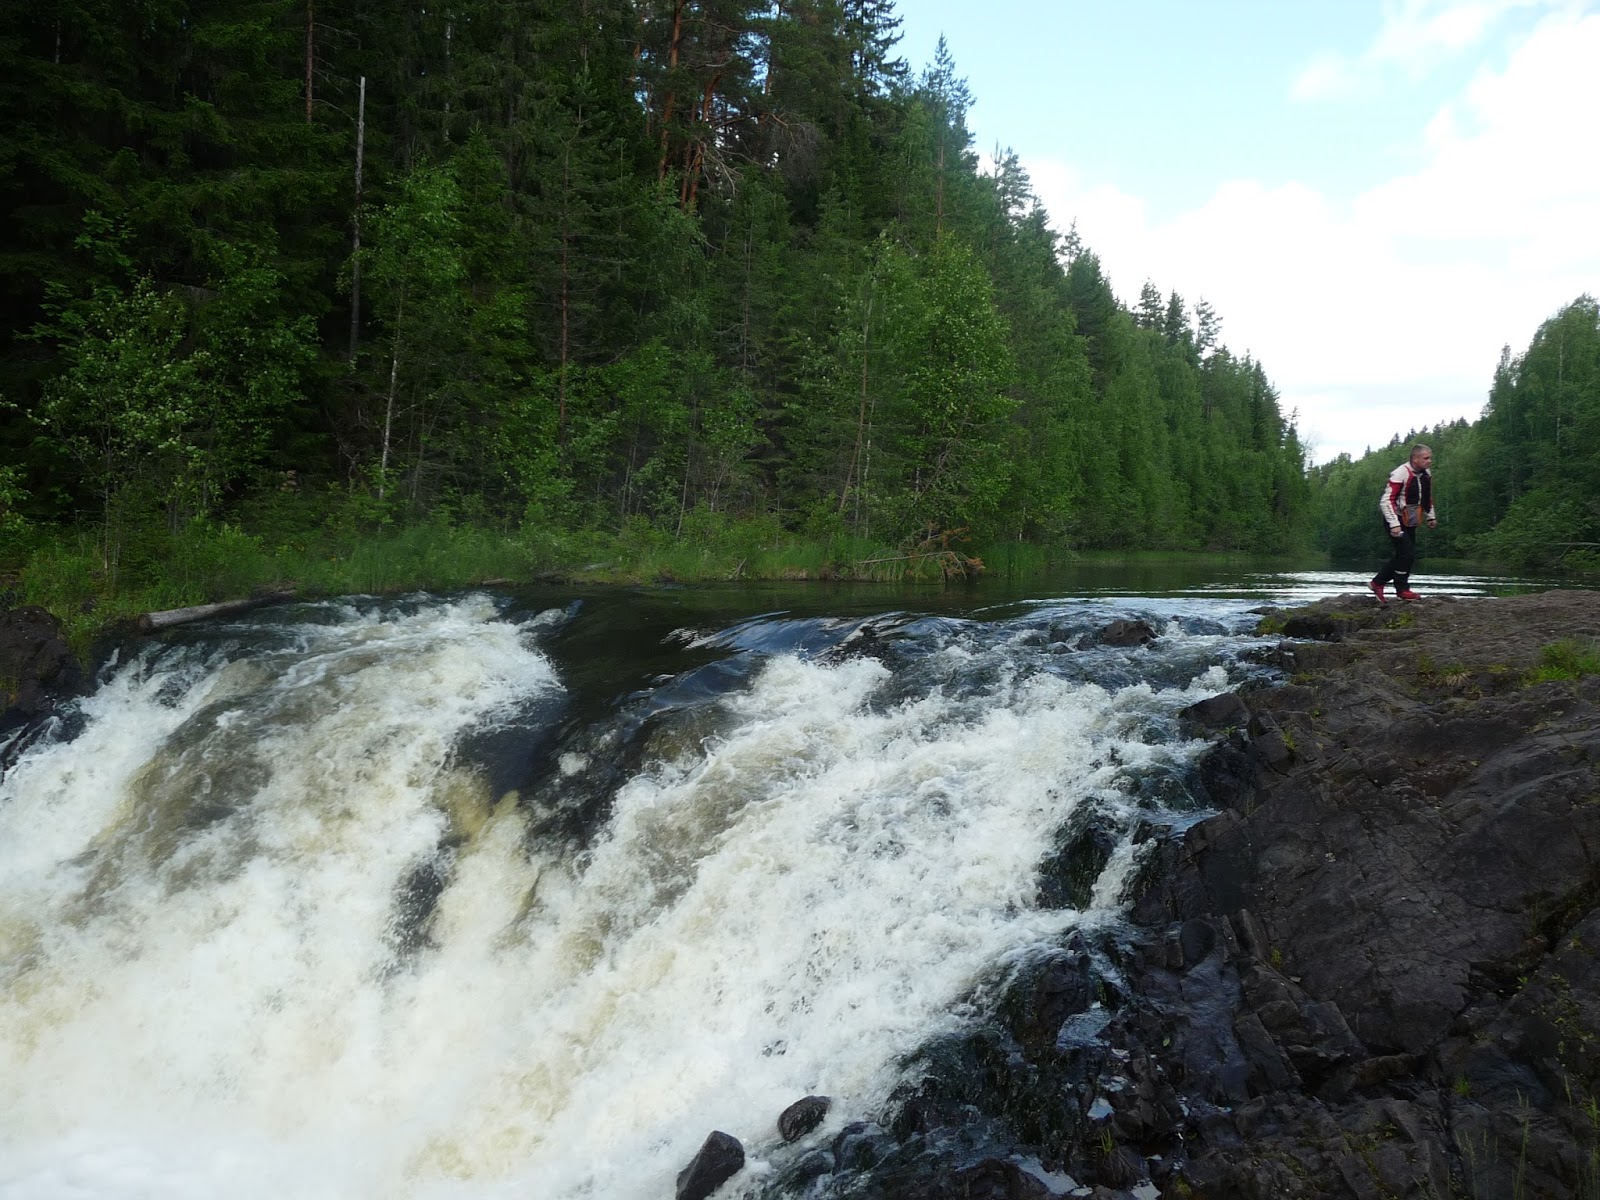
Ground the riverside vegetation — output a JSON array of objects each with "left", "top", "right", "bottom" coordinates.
[
  {"left": 1, "top": 0, "right": 1313, "bottom": 634},
  {"left": 0, "top": 2, "right": 1596, "bottom": 643}
]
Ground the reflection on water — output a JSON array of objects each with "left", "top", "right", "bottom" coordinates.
[
  {"left": 1074, "top": 563, "right": 1558, "bottom": 602},
  {"left": 503, "top": 557, "right": 1561, "bottom": 639}
]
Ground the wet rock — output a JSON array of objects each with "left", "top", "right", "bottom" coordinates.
[
  {"left": 1178, "top": 918, "right": 1217, "bottom": 967},
  {"left": 0, "top": 605, "right": 84, "bottom": 716},
  {"left": 999, "top": 944, "right": 1097, "bottom": 1057},
  {"left": 770, "top": 1148, "right": 833, "bottom": 1193},
  {"left": 1178, "top": 689, "right": 1249, "bottom": 731},
  {"left": 0, "top": 606, "right": 88, "bottom": 774},
  {"left": 871, "top": 1154, "right": 1069, "bottom": 1200},
  {"left": 1036, "top": 817, "right": 1119, "bottom": 910},
  {"left": 777, "top": 1094, "right": 831, "bottom": 1142},
  {"left": 675, "top": 1130, "right": 744, "bottom": 1200},
  {"left": 832, "top": 1121, "right": 894, "bottom": 1173},
  {"left": 1096, "top": 619, "right": 1157, "bottom": 648}
]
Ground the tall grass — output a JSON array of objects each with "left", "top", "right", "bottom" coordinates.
[
  {"left": 1528, "top": 638, "right": 1600, "bottom": 684},
  {"left": 11, "top": 519, "right": 539, "bottom": 654},
  {"left": 5, "top": 505, "right": 951, "bottom": 652}
]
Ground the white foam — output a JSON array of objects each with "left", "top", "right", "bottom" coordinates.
[{"left": 0, "top": 600, "right": 1233, "bottom": 1200}]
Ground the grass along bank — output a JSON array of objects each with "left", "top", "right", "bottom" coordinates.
[{"left": 4, "top": 511, "right": 1016, "bottom": 655}]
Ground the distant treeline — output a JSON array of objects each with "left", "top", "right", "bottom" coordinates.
[
  {"left": 0, "top": 0, "right": 1314, "bottom": 586},
  {"left": 1310, "top": 296, "right": 1600, "bottom": 573}
]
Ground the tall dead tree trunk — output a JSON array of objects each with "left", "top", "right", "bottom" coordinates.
[
  {"left": 348, "top": 75, "right": 366, "bottom": 363},
  {"left": 681, "top": 72, "right": 721, "bottom": 210},
  {"left": 841, "top": 291, "right": 874, "bottom": 516},
  {"left": 557, "top": 124, "right": 578, "bottom": 443},
  {"left": 443, "top": 17, "right": 453, "bottom": 139},
  {"left": 379, "top": 293, "right": 404, "bottom": 503},
  {"left": 304, "top": 1, "right": 314, "bottom": 121}
]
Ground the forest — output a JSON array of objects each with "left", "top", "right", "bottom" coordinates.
[
  {"left": 1310, "top": 295, "right": 1600, "bottom": 576},
  {"left": 0, "top": 0, "right": 1315, "bottom": 615},
  {"left": 4, "top": 0, "right": 1593, "bottom": 626}
]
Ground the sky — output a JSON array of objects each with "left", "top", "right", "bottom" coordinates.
[{"left": 893, "top": 0, "right": 1600, "bottom": 463}]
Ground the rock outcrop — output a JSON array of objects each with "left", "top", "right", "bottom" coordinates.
[
  {"left": 778, "top": 1095, "right": 832, "bottom": 1143},
  {"left": 752, "top": 589, "right": 1600, "bottom": 1199},
  {"left": 677, "top": 1130, "right": 746, "bottom": 1200},
  {"left": 1131, "top": 589, "right": 1600, "bottom": 1197},
  {"left": 0, "top": 605, "right": 86, "bottom": 772}
]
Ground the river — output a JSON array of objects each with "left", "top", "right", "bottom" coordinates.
[{"left": 0, "top": 564, "right": 1554, "bottom": 1199}]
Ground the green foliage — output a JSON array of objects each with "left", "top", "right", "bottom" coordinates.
[
  {"left": 1, "top": 0, "right": 1318, "bottom": 608},
  {"left": 0, "top": 463, "right": 34, "bottom": 563},
  {"left": 1309, "top": 297, "right": 1600, "bottom": 574},
  {"left": 1527, "top": 638, "right": 1600, "bottom": 685}
]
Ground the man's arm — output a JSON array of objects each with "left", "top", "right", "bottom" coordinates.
[{"left": 1379, "top": 468, "right": 1405, "bottom": 534}]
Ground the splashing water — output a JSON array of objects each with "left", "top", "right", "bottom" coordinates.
[{"left": 0, "top": 593, "right": 1257, "bottom": 1200}]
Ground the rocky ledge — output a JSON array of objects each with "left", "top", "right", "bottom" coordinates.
[
  {"left": 747, "top": 588, "right": 1600, "bottom": 1200},
  {"left": 1128, "top": 588, "right": 1600, "bottom": 1198},
  {"left": 0, "top": 605, "right": 86, "bottom": 773}
]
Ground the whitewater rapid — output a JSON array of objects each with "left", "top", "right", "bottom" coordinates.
[{"left": 0, "top": 593, "right": 1257, "bottom": 1200}]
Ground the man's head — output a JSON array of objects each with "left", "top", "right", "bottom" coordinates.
[{"left": 1410, "top": 444, "right": 1434, "bottom": 469}]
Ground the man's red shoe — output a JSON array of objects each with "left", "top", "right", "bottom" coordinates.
[
  {"left": 1396, "top": 589, "right": 1421, "bottom": 601},
  {"left": 1369, "top": 581, "right": 1388, "bottom": 604}
]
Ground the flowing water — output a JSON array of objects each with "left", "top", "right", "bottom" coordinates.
[{"left": 0, "top": 567, "right": 1553, "bottom": 1199}]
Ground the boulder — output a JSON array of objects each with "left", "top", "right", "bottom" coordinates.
[
  {"left": 1097, "top": 618, "right": 1157, "bottom": 648},
  {"left": 675, "top": 1130, "right": 744, "bottom": 1200},
  {"left": 1, "top": 606, "right": 87, "bottom": 774},
  {"left": 777, "top": 1094, "right": 830, "bottom": 1143},
  {"left": 1179, "top": 689, "right": 1249, "bottom": 731},
  {"left": 0, "top": 605, "right": 84, "bottom": 716}
]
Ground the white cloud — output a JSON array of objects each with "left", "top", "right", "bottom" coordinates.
[
  {"left": 1371, "top": 0, "right": 1530, "bottom": 65},
  {"left": 1289, "top": 0, "right": 1570, "bottom": 101},
  {"left": 1027, "top": 9, "right": 1600, "bottom": 463},
  {"left": 1290, "top": 50, "right": 1361, "bottom": 101}
]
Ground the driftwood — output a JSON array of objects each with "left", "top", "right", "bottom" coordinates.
[{"left": 137, "top": 591, "right": 295, "bottom": 634}]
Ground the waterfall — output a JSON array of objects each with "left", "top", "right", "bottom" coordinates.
[{"left": 0, "top": 593, "right": 1259, "bottom": 1200}]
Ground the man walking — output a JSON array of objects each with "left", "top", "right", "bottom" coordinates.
[{"left": 1370, "top": 444, "right": 1437, "bottom": 603}]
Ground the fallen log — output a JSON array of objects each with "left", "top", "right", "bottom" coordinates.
[{"left": 137, "top": 591, "right": 295, "bottom": 634}]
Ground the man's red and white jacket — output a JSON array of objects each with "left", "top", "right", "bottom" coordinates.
[{"left": 1379, "top": 461, "right": 1435, "bottom": 530}]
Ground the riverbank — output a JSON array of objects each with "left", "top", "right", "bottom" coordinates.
[
  {"left": 0, "top": 520, "right": 881, "bottom": 660},
  {"left": 3, "top": 512, "right": 1347, "bottom": 659},
  {"left": 740, "top": 589, "right": 1600, "bottom": 1200},
  {"left": 1128, "top": 589, "right": 1600, "bottom": 1198}
]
